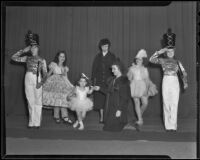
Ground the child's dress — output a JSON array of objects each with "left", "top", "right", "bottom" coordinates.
[
  {"left": 42, "top": 62, "right": 74, "bottom": 108},
  {"left": 67, "top": 86, "right": 93, "bottom": 112},
  {"left": 127, "top": 64, "right": 158, "bottom": 98}
]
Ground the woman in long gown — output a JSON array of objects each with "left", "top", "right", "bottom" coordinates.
[{"left": 42, "top": 51, "right": 74, "bottom": 124}]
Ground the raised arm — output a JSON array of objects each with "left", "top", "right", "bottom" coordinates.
[
  {"left": 11, "top": 46, "right": 31, "bottom": 62},
  {"left": 11, "top": 50, "right": 27, "bottom": 62},
  {"left": 87, "top": 86, "right": 94, "bottom": 94},
  {"left": 149, "top": 48, "right": 167, "bottom": 64}
]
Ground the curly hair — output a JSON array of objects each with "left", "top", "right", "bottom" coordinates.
[
  {"left": 76, "top": 76, "right": 91, "bottom": 87},
  {"left": 133, "top": 57, "right": 149, "bottom": 67},
  {"left": 53, "top": 50, "right": 67, "bottom": 66},
  {"left": 98, "top": 38, "right": 111, "bottom": 51}
]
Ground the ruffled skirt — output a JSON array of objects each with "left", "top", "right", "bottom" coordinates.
[
  {"left": 130, "top": 79, "right": 158, "bottom": 98},
  {"left": 42, "top": 74, "right": 74, "bottom": 108},
  {"left": 68, "top": 97, "right": 93, "bottom": 113},
  {"left": 147, "top": 80, "right": 158, "bottom": 97}
]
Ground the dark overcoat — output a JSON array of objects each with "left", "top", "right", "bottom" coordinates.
[{"left": 91, "top": 52, "right": 116, "bottom": 110}]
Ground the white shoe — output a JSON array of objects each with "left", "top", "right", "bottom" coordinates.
[
  {"left": 78, "top": 121, "right": 84, "bottom": 130},
  {"left": 73, "top": 121, "right": 79, "bottom": 128}
]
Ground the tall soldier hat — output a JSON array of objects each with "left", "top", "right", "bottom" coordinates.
[
  {"left": 163, "top": 28, "right": 176, "bottom": 49},
  {"left": 25, "top": 30, "right": 39, "bottom": 46}
]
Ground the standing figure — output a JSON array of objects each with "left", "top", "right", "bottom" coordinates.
[
  {"left": 149, "top": 46, "right": 188, "bottom": 131},
  {"left": 127, "top": 49, "right": 158, "bottom": 129},
  {"left": 42, "top": 51, "right": 74, "bottom": 124},
  {"left": 91, "top": 38, "right": 116, "bottom": 123},
  {"left": 67, "top": 74, "right": 94, "bottom": 130},
  {"left": 11, "top": 31, "right": 47, "bottom": 128},
  {"left": 94, "top": 59, "right": 131, "bottom": 132}
]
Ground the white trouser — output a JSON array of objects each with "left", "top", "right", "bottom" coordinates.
[
  {"left": 162, "top": 75, "right": 180, "bottom": 130},
  {"left": 25, "top": 72, "right": 42, "bottom": 127}
]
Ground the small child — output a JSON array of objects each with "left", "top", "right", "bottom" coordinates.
[{"left": 67, "top": 73, "right": 94, "bottom": 130}]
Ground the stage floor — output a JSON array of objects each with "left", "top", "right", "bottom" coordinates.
[
  {"left": 5, "top": 110, "right": 197, "bottom": 158},
  {"left": 5, "top": 110, "right": 197, "bottom": 141}
]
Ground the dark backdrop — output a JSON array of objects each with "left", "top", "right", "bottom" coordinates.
[{"left": 4, "top": 2, "right": 197, "bottom": 119}]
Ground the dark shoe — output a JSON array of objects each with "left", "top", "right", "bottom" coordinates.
[
  {"left": 55, "top": 118, "right": 61, "bottom": 123},
  {"left": 171, "top": 129, "right": 177, "bottom": 132},
  {"left": 166, "top": 129, "right": 177, "bottom": 132},
  {"left": 35, "top": 126, "right": 40, "bottom": 129},
  {"left": 27, "top": 126, "right": 33, "bottom": 129},
  {"left": 63, "top": 117, "right": 73, "bottom": 124},
  {"left": 99, "top": 120, "right": 104, "bottom": 124}
]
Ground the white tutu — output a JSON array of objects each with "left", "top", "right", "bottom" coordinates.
[
  {"left": 128, "top": 64, "right": 158, "bottom": 98},
  {"left": 67, "top": 86, "right": 93, "bottom": 112},
  {"left": 130, "top": 80, "right": 148, "bottom": 98},
  {"left": 69, "top": 96, "right": 93, "bottom": 112}
]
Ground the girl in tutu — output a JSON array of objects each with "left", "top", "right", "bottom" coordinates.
[
  {"left": 127, "top": 49, "right": 158, "bottom": 129},
  {"left": 67, "top": 74, "right": 94, "bottom": 130},
  {"left": 42, "top": 51, "right": 74, "bottom": 124}
]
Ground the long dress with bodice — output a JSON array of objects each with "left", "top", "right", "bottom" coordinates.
[{"left": 42, "top": 62, "right": 74, "bottom": 108}]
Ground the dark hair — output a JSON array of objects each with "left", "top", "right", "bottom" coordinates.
[
  {"left": 76, "top": 76, "right": 91, "bottom": 87},
  {"left": 111, "top": 58, "right": 126, "bottom": 75},
  {"left": 29, "top": 45, "right": 40, "bottom": 56},
  {"left": 98, "top": 38, "right": 111, "bottom": 51},
  {"left": 133, "top": 57, "right": 149, "bottom": 67},
  {"left": 162, "top": 48, "right": 176, "bottom": 59},
  {"left": 53, "top": 50, "right": 67, "bottom": 66}
]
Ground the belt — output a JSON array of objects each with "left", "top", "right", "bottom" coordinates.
[
  {"left": 164, "top": 73, "right": 177, "bottom": 76},
  {"left": 26, "top": 70, "right": 37, "bottom": 75}
]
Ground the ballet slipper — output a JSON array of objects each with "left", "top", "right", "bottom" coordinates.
[{"left": 73, "top": 121, "right": 79, "bottom": 128}]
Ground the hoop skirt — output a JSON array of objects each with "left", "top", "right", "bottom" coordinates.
[{"left": 42, "top": 74, "right": 74, "bottom": 108}]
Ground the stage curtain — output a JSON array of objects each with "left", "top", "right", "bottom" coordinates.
[{"left": 4, "top": 2, "right": 197, "bottom": 118}]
